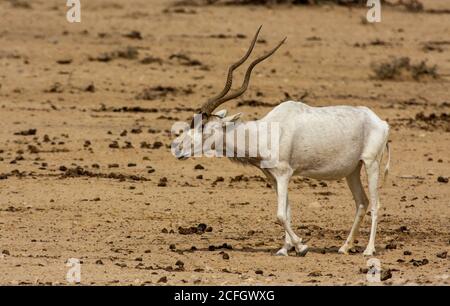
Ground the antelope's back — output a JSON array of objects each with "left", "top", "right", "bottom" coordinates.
[{"left": 264, "top": 101, "right": 372, "bottom": 179}]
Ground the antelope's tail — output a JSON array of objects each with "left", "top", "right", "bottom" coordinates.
[{"left": 382, "top": 142, "right": 390, "bottom": 186}]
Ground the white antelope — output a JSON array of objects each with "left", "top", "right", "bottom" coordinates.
[{"left": 174, "top": 26, "right": 390, "bottom": 256}]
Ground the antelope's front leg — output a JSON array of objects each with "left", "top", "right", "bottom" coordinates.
[{"left": 275, "top": 175, "right": 308, "bottom": 257}]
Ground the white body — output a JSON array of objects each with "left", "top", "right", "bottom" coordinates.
[{"left": 224, "top": 101, "right": 390, "bottom": 256}]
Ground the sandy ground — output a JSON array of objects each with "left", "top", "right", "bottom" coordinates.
[{"left": 0, "top": 0, "right": 449, "bottom": 285}]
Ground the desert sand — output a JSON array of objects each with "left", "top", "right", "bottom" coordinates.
[{"left": 0, "top": 0, "right": 448, "bottom": 285}]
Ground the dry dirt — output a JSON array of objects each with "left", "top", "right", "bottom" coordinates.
[{"left": 0, "top": 0, "right": 449, "bottom": 285}]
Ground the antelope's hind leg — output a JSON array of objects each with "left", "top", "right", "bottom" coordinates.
[
  {"left": 363, "top": 160, "right": 381, "bottom": 256},
  {"left": 339, "top": 163, "right": 369, "bottom": 254}
]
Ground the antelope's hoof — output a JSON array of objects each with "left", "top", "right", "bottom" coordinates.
[
  {"left": 275, "top": 248, "right": 289, "bottom": 256},
  {"left": 338, "top": 245, "right": 350, "bottom": 255},
  {"left": 295, "top": 244, "right": 309, "bottom": 257},
  {"left": 363, "top": 248, "right": 375, "bottom": 256}
]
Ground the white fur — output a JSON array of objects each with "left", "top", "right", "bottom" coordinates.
[
  {"left": 254, "top": 101, "right": 390, "bottom": 256},
  {"left": 181, "top": 101, "right": 390, "bottom": 256}
]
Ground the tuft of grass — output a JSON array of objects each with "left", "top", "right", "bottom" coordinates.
[
  {"left": 397, "top": 0, "right": 423, "bottom": 12},
  {"left": 7, "top": 0, "right": 32, "bottom": 9},
  {"left": 371, "top": 57, "right": 438, "bottom": 81}
]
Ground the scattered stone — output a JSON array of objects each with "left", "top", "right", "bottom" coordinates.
[
  {"left": 197, "top": 223, "right": 207, "bottom": 232},
  {"left": 213, "top": 176, "right": 224, "bottom": 184},
  {"left": 308, "top": 271, "right": 322, "bottom": 277},
  {"left": 158, "top": 177, "right": 168, "bottom": 187},
  {"left": 437, "top": 176, "right": 448, "bottom": 183},
  {"left": 152, "top": 141, "right": 163, "bottom": 149},
  {"left": 85, "top": 83, "right": 95, "bottom": 92},
  {"left": 436, "top": 251, "right": 447, "bottom": 259},
  {"left": 169, "top": 53, "right": 203, "bottom": 67},
  {"left": 410, "top": 258, "right": 429, "bottom": 267},
  {"left": 123, "top": 31, "right": 142, "bottom": 40},
  {"left": 209, "top": 243, "right": 232, "bottom": 251},
  {"left": 178, "top": 223, "right": 210, "bottom": 235},
  {"left": 397, "top": 226, "right": 410, "bottom": 233},
  {"left": 194, "top": 164, "right": 205, "bottom": 170},
  {"left": 385, "top": 241, "right": 397, "bottom": 250},
  {"left": 131, "top": 128, "right": 142, "bottom": 134},
  {"left": 14, "top": 129, "right": 36, "bottom": 136},
  {"left": 57, "top": 58, "right": 72, "bottom": 65},
  {"left": 381, "top": 269, "right": 393, "bottom": 281},
  {"left": 140, "top": 56, "right": 163, "bottom": 65},
  {"left": 46, "top": 82, "right": 64, "bottom": 93},
  {"left": 175, "top": 260, "right": 184, "bottom": 268},
  {"left": 222, "top": 252, "right": 230, "bottom": 260},
  {"left": 109, "top": 141, "right": 119, "bottom": 149},
  {"left": 157, "top": 276, "right": 167, "bottom": 283},
  {"left": 60, "top": 166, "right": 148, "bottom": 181}
]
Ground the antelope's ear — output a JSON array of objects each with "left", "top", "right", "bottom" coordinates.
[
  {"left": 223, "top": 113, "right": 242, "bottom": 123},
  {"left": 214, "top": 109, "right": 227, "bottom": 118}
]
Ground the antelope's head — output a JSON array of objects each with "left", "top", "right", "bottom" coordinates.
[{"left": 172, "top": 26, "right": 286, "bottom": 160}]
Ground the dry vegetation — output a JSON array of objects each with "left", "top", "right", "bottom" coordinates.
[{"left": 371, "top": 57, "right": 438, "bottom": 81}]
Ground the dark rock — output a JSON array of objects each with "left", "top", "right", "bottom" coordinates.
[
  {"left": 410, "top": 258, "right": 429, "bottom": 267},
  {"left": 158, "top": 177, "right": 167, "bottom": 187},
  {"left": 437, "top": 176, "right": 448, "bottom": 183},
  {"left": 385, "top": 241, "right": 397, "bottom": 250},
  {"left": 381, "top": 269, "right": 392, "bottom": 281},
  {"left": 14, "top": 129, "right": 37, "bottom": 136},
  {"left": 123, "top": 31, "right": 142, "bottom": 40},
  {"left": 436, "top": 251, "right": 447, "bottom": 259},
  {"left": 175, "top": 260, "right": 184, "bottom": 267},
  {"left": 157, "top": 276, "right": 167, "bottom": 283},
  {"left": 308, "top": 271, "right": 322, "bottom": 277}
]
